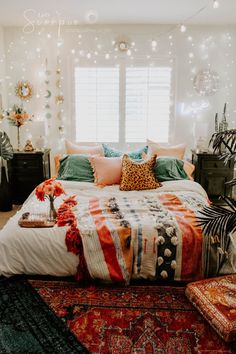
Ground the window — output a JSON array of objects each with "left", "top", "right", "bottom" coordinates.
[
  {"left": 74, "top": 62, "right": 173, "bottom": 144},
  {"left": 75, "top": 67, "right": 119, "bottom": 142}
]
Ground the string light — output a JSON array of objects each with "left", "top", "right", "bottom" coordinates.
[
  {"left": 180, "top": 24, "right": 187, "bottom": 33},
  {"left": 213, "top": 0, "right": 219, "bottom": 9}
]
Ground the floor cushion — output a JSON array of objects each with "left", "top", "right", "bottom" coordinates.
[{"left": 186, "top": 274, "right": 236, "bottom": 342}]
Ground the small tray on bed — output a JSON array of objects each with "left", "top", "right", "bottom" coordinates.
[{"left": 18, "top": 212, "right": 56, "bottom": 228}]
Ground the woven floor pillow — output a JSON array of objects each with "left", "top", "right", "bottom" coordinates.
[{"left": 186, "top": 274, "right": 236, "bottom": 342}]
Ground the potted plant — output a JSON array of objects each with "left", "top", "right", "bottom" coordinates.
[
  {"left": 198, "top": 129, "right": 236, "bottom": 275},
  {"left": 0, "top": 130, "right": 14, "bottom": 211}
]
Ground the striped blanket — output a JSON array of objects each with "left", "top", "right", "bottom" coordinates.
[{"left": 72, "top": 191, "right": 208, "bottom": 284}]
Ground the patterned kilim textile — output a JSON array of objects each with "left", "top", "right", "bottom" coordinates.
[
  {"left": 31, "top": 280, "right": 236, "bottom": 354},
  {"left": 72, "top": 192, "right": 207, "bottom": 283},
  {"left": 186, "top": 274, "right": 236, "bottom": 342}
]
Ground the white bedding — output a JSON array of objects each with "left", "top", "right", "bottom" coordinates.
[{"left": 0, "top": 180, "right": 208, "bottom": 277}]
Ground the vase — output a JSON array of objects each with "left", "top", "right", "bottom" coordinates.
[
  {"left": 17, "top": 125, "right": 20, "bottom": 151},
  {"left": 48, "top": 197, "right": 57, "bottom": 221}
]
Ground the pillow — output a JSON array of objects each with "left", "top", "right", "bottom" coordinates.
[
  {"left": 147, "top": 140, "right": 186, "bottom": 160},
  {"left": 183, "top": 160, "right": 195, "bottom": 181},
  {"left": 65, "top": 140, "right": 104, "bottom": 156},
  {"left": 57, "top": 154, "right": 94, "bottom": 182},
  {"left": 54, "top": 154, "right": 62, "bottom": 177},
  {"left": 154, "top": 157, "right": 189, "bottom": 182},
  {"left": 90, "top": 156, "right": 122, "bottom": 186},
  {"left": 120, "top": 154, "right": 161, "bottom": 191},
  {"left": 102, "top": 144, "right": 148, "bottom": 159}
]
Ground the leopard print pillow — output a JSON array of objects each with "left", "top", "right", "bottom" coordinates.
[{"left": 120, "top": 154, "right": 161, "bottom": 191}]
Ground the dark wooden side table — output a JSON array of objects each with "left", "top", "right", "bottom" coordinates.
[
  {"left": 191, "top": 150, "right": 234, "bottom": 204},
  {"left": 8, "top": 149, "right": 51, "bottom": 204}
]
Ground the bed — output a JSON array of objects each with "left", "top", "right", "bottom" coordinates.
[{"left": 0, "top": 179, "right": 222, "bottom": 282}]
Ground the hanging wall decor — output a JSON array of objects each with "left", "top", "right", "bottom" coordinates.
[
  {"left": 193, "top": 69, "right": 220, "bottom": 96},
  {"left": 55, "top": 56, "right": 65, "bottom": 137},
  {"left": 44, "top": 58, "right": 52, "bottom": 122},
  {"left": 15, "top": 81, "right": 33, "bottom": 101}
]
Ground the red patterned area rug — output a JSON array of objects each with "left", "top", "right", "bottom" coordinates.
[{"left": 30, "top": 281, "right": 235, "bottom": 354}]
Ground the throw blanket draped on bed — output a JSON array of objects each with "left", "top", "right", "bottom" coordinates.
[{"left": 66, "top": 191, "right": 207, "bottom": 284}]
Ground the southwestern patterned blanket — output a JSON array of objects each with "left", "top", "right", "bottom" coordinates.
[{"left": 66, "top": 189, "right": 207, "bottom": 283}]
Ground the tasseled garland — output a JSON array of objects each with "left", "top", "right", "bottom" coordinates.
[{"left": 57, "top": 195, "right": 91, "bottom": 283}]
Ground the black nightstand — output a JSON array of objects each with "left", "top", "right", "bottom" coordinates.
[
  {"left": 192, "top": 150, "right": 234, "bottom": 204},
  {"left": 8, "top": 149, "right": 51, "bottom": 204}
]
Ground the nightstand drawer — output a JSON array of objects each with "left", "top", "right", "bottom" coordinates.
[
  {"left": 13, "top": 157, "right": 41, "bottom": 169},
  {"left": 202, "top": 159, "right": 227, "bottom": 170}
]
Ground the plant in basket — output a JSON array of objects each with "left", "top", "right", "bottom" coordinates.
[{"left": 36, "top": 178, "right": 65, "bottom": 221}]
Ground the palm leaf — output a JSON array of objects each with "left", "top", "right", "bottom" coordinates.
[
  {"left": 0, "top": 130, "right": 13, "bottom": 161},
  {"left": 197, "top": 201, "right": 236, "bottom": 237},
  {"left": 225, "top": 178, "right": 236, "bottom": 186},
  {"left": 209, "top": 129, "right": 236, "bottom": 156}
]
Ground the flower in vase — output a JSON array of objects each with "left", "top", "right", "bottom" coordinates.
[
  {"left": 5, "top": 104, "right": 31, "bottom": 127},
  {"left": 36, "top": 178, "right": 65, "bottom": 202},
  {"left": 36, "top": 179, "right": 65, "bottom": 221}
]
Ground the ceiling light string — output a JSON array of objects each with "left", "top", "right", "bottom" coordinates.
[{"left": 213, "top": 0, "right": 220, "bottom": 9}]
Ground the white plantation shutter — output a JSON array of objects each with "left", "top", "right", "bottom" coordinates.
[
  {"left": 126, "top": 67, "right": 172, "bottom": 143},
  {"left": 74, "top": 63, "right": 173, "bottom": 143},
  {"left": 75, "top": 67, "right": 119, "bottom": 142}
]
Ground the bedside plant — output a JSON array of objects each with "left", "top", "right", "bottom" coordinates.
[
  {"left": 0, "top": 130, "right": 14, "bottom": 211},
  {"left": 197, "top": 129, "right": 236, "bottom": 275}
]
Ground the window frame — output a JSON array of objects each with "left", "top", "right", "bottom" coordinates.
[{"left": 71, "top": 55, "right": 176, "bottom": 149}]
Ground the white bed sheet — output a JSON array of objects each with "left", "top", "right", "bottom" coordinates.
[{"left": 0, "top": 180, "right": 208, "bottom": 277}]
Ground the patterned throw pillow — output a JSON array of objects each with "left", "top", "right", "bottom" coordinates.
[
  {"left": 120, "top": 154, "right": 161, "bottom": 191},
  {"left": 102, "top": 144, "right": 148, "bottom": 159}
]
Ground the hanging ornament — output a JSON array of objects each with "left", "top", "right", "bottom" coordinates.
[
  {"left": 44, "top": 58, "right": 52, "bottom": 122},
  {"left": 55, "top": 56, "right": 65, "bottom": 138},
  {"left": 193, "top": 69, "right": 220, "bottom": 96}
]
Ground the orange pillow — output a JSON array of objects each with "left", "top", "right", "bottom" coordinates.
[
  {"left": 183, "top": 160, "right": 195, "bottom": 181},
  {"left": 53, "top": 154, "right": 62, "bottom": 177},
  {"left": 65, "top": 140, "right": 104, "bottom": 156},
  {"left": 147, "top": 140, "right": 186, "bottom": 160},
  {"left": 89, "top": 156, "right": 122, "bottom": 186}
]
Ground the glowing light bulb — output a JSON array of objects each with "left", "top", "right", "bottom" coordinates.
[
  {"left": 180, "top": 24, "right": 187, "bottom": 33},
  {"left": 151, "top": 40, "right": 157, "bottom": 48},
  {"left": 105, "top": 53, "right": 110, "bottom": 59},
  {"left": 213, "top": 0, "right": 219, "bottom": 9}
]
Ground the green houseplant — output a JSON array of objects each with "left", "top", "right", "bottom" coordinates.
[
  {"left": 198, "top": 129, "right": 236, "bottom": 275},
  {"left": 0, "top": 130, "right": 14, "bottom": 211}
]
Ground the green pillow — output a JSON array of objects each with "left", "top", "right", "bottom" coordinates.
[
  {"left": 155, "top": 157, "right": 189, "bottom": 182},
  {"left": 57, "top": 155, "right": 94, "bottom": 182},
  {"left": 102, "top": 144, "right": 148, "bottom": 159}
]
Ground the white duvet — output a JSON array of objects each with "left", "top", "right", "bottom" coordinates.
[{"left": 0, "top": 180, "right": 208, "bottom": 277}]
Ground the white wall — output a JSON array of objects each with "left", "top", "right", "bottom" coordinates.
[
  {"left": 1, "top": 24, "right": 236, "bottom": 156},
  {"left": 0, "top": 26, "right": 8, "bottom": 134}
]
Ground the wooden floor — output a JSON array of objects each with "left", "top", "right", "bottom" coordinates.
[{"left": 0, "top": 206, "right": 21, "bottom": 230}]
